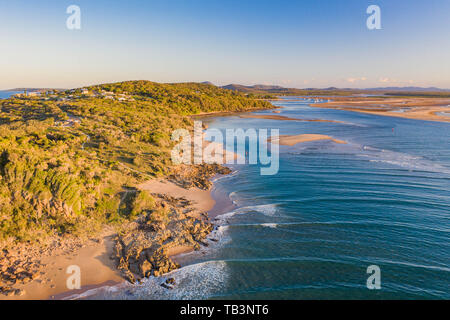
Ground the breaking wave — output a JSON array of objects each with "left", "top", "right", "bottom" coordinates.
[
  {"left": 357, "top": 145, "right": 450, "bottom": 174},
  {"left": 67, "top": 260, "right": 229, "bottom": 300},
  {"left": 214, "top": 204, "right": 279, "bottom": 224},
  {"left": 260, "top": 223, "right": 278, "bottom": 228}
]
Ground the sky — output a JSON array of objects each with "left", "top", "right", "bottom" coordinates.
[{"left": 1, "top": 0, "right": 449, "bottom": 90}]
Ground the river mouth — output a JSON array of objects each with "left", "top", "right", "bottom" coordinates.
[{"left": 75, "top": 97, "right": 450, "bottom": 300}]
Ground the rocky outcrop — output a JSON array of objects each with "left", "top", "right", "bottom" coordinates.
[
  {"left": 111, "top": 163, "right": 230, "bottom": 283},
  {"left": 0, "top": 247, "right": 41, "bottom": 296},
  {"left": 111, "top": 194, "right": 213, "bottom": 283},
  {"left": 169, "top": 163, "right": 231, "bottom": 190}
]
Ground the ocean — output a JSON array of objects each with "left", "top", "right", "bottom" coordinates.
[
  {"left": 0, "top": 90, "right": 22, "bottom": 99},
  {"left": 88, "top": 97, "right": 450, "bottom": 300}
]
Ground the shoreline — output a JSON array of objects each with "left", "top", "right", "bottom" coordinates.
[
  {"left": 0, "top": 170, "right": 234, "bottom": 300},
  {"left": 64, "top": 174, "right": 234, "bottom": 300},
  {"left": 190, "top": 106, "right": 280, "bottom": 119},
  {"left": 0, "top": 104, "right": 244, "bottom": 301},
  {"left": 0, "top": 231, "right": 123, "bottom": 300},
  {"left": 4, "top": 94, "right": 447, "bottom": 300}
]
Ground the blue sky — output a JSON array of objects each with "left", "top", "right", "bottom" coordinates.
[{"left": 1, "top": 0, "right": 449, "bottom": 89}]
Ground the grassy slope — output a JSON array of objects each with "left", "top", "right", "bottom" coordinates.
[{"left": 0, "top": 81, "right": 273, "bottom": 243}]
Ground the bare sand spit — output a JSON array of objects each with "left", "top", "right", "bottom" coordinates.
[{"left": 269, "top": 134, "right": 347, "bottom": 146}]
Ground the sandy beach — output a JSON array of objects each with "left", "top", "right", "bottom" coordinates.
[
  {"left": 138, "top": 179, "right": 216, "bottom": 216},
  {"left": 0, "top": 231, "right": 122, "bottom": 300},
  {"left": 269, "top": 134, "right": 347, "bottom": 146},
  {"left": 0, "top": 171, "right": 232, "bottom": 300}
]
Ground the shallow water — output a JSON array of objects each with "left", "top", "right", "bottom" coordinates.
[{"left": 91, "top": 98, "right": 450, "bottom": 300}]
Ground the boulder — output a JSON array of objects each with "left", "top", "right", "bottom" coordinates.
[
  {"left": 140, "top": 260, "right": 152, "bottom": 278},
  {"left": 14, "top": 289, "right": 25, "bottom": 296}
]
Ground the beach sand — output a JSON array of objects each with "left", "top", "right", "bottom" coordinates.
[
  {"left": 269, "top": 134, "right": 347, "bottom": 146},
  {"left": 138, "top": 179, "right": 216, "bottom": 218},
  {"left": 0, "top": 176, "right": 222, "bottom": 300},
  {"left": 1, "top": 231, "right": 122, "bottom": 300}
]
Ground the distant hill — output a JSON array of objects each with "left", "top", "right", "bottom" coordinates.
[
  {"left": 251, "top": 84, "right": 285, "bottom": 90},
  {"left": 220, "top": 83, "right": 450, "bottom": 97},
  {"left": 222, "top": 84, "right": 256, "bottom": 92},
  {"left": 222, "top": 84, "right": 285, "bottom": 92},
  {"left": 221, "top": 84, "right": 360, "bottom": 96}
]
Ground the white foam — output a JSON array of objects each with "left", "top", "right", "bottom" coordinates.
[
  {"left": 229, "top": 191, "right": 238, "bottom": 204},
  {"left": 261, "top": 223, "right": 278, "bottom": 228},
  {"left": 214, "top": 204, "right": 279, "bottom": 223},
  {"left": 358, "top": 145, "right": 450, "bottom": 174},
  {"left": 63, "top": 282, "right": 127, "bottom": 300},
  {"left": 69, "top": 260, "right": 230, "bottom": 300},
  {"left": 125, "top": 260, "right": 229, "bottom": 300},
  {"left": 212, "top": 169, "right": 239, "bottom": 182},
  {"left": 245, "top": 204, "right": 278, "bottom": 216},
  {"left": 208, "top": 225, "right": 231, "bottom": 246}
]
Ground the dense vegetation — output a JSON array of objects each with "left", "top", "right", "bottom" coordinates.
[{"left": 0, "top": 81, "right": 273, "bottom": 243}]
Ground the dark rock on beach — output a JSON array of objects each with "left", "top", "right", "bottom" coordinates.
[
  {"left": 112, "top": 193, "right": 214, "bottom": 283},
  {"left": 168, "top": 163, "right": 232, "bottom": 190}
]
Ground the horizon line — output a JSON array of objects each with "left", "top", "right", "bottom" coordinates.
[{"left": 1, "top": 80, "right": 450, "bottom": 92}]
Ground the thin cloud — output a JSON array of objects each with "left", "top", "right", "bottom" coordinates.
[{"left": 346, "top": 77, "right": 367, "bottom": 83}]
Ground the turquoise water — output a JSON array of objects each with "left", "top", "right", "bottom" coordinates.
[{"left": 93, "top": 97, "right": 450, "bottom": 300}]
